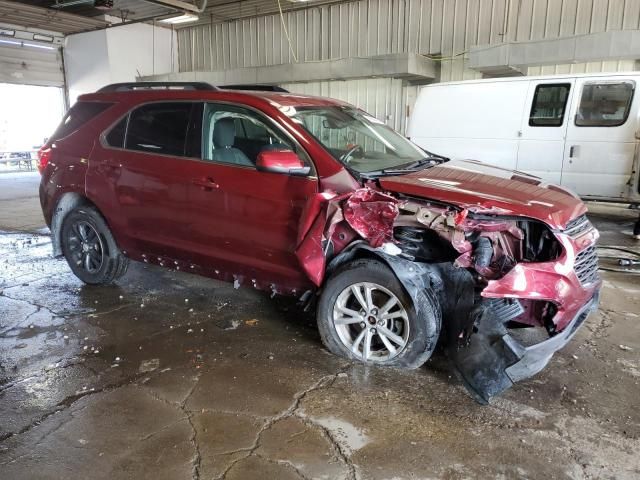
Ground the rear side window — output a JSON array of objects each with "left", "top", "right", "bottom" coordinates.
[
  {"left": 125, "top": 103, "right": 194, "bottom": 156},
  {"left": 529, "top": 84, "right": 571, "bottom": 127},
  {"left": 51, "top": 102, "right": 113, "bottom": 141},
  {"left": 576, "top": 82, "right": 634, "bottom": 127},
  {"left": 105, "top": 116, "right": 127, "bottom": 148}
]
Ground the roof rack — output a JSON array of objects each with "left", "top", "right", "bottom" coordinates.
[
  {"left": 97, "top": 82, "right": 218, "bottom": 92},
  {"left": 221, "top": 84, "right": 289, "bottom": 93}
]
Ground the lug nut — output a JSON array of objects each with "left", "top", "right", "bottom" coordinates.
[
  {"left": 370, "top": 328, "right": 376, "bottom": 334},
  {"left": 360, "top": 322, "right": 366, "bottom": 328}
]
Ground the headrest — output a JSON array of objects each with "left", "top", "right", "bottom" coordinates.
[{"left": 213, "top": 117, "right": 236, "bottom": 148}]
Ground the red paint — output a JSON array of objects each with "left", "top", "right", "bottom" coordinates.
[
  {"left": 379, "top": 159, "right": 587, "bottom": 229},
  {"left": 40, "top": 87, "right": 599, "bottom": 336},
  {"left": 343, "top": 189, "right": 399, "bottom": 248},
  {"left": 256, "top": 149, "right": 305, "bottom": 171},
  {"left": 482, "top": 231, "right": 601, "bottom": 331}
]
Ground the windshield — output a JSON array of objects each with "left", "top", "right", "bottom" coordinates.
[{"left": 287, "top": 106, "right": 427, "bottom": 173}]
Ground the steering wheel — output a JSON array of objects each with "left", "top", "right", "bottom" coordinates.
[{"left": 340, "top": 144, "right": 363, "bottom": 164}]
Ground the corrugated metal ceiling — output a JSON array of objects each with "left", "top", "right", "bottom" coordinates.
[
  {"left": 0, "top": 0, "right": 353, "bottom": 34},
  {"left": 0, "top": 0, "right": 107, "bottom": 34}
]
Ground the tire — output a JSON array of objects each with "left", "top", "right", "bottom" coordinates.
[
  {"left": 60, "top": 206, "right": 128, "bottom": 285},
  {"left": 317, "top": 258, "right": 441, "bottom": 369}
]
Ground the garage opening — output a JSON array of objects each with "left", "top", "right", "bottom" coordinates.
[{"left": 0, "top": 83, "right": 65, "bottom": 172}]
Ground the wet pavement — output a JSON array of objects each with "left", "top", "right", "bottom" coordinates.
[{"left": 0, "top": 174, "right": 639, "bottom": 479}]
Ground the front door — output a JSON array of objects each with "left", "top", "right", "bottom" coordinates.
[
  {"left": 517, "top": 80, "right": 574, "bottom": 184},
  {"left": 561, "top": 77, "right": 638, "bottom": 200},
  {"left": 187, "top": 102, "right": 318, "bottom": 288}
]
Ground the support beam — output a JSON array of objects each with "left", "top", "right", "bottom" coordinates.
[
  {"left": 469, "top": 30, "right": 640, "bottom": 75},
  {"left": 142, "top": 53, "right": 437, "bottom": 85}
]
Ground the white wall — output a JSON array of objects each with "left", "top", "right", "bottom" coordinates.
[{"left": 65, "top": 23, "right": 177, "bottom": 104}]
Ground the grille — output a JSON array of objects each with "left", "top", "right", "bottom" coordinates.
[
  {"left": 574, "top": 245, "right": 600, "bottom": 286},
  {"left": 487, "top": 298, "right": 525, "bottom": 323},
  {"left": 564, "top": 214, "right": 592, "bottom": 237}
]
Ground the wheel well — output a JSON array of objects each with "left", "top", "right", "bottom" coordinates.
[{"left": 50, "top": 193, "right": 96, "bottom": 257}]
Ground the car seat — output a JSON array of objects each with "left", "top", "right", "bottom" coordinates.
[{"left": 211, "top": 118, "right": 253, "bottom": 166}]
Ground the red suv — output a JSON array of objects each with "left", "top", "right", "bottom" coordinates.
[{"left": 39, "top": 82, "right": 601, "bottom": 402}]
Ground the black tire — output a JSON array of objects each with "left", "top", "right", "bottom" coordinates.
[
  {"left": 60, "top": 206, "right": 128, "bottom": 285},
  {"left": 317, "top": 258, "right": 441, "bottom": 369}
]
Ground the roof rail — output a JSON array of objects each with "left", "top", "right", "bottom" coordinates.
[
  {"left": 221, "top": 84, "right": 289, "bottom": 93},
  {"left": 97, "top": 82, "right": 218, "bottom": 93}
]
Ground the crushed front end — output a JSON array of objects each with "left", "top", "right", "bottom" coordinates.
[
  {"left": 392, "top": 201, "right": 602, "bottom": 403},
  {"left": 296, "top": 183, "right": 601, "bottom": 403}
]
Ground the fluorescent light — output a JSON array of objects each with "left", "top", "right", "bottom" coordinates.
[
  {"left": 33, "top": 34, "right": 54, "bottom": 43},
  {"left": 0, "top": 39, "right": 55, "bottom": 50},
  {"left": 160, "top": 13, "right": 198, "bottom": 24}
]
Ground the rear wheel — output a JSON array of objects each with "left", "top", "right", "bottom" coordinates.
[
  {"left": 317, "top": 259, "right": 440, "bottom": 369},
  {"left": 61, "top": 206, "right": 128, "bottom": 285}
]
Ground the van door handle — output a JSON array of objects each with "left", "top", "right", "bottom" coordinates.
[
  {"left": 569, "top": 145, "right": 577, "bottom": 158},
  {"left": 192, "top": 177, "right": 219, "bottom": 191}
]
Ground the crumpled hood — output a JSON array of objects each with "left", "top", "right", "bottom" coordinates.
[{"left": 378, "top": 159, "right": 587, "bottom": 229}]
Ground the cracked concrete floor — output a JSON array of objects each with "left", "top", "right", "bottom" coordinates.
[{"left": 0, "top": 175, "right": 639, "bottom": 479}]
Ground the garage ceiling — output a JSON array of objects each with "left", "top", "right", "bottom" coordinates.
[{"left": 0, "top": 0, "right": 350, "bottom": 35}]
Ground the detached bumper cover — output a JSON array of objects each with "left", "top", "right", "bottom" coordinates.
[
  {"left": 452, "top": 292, "right": 600, "bottom": 404},
  {"left": 504, "top": 294, "right": 599, "bottom": 383}
]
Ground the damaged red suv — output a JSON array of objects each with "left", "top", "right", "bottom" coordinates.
[{"left": 39, "top": 82, "right": 601, "bottom": 402}]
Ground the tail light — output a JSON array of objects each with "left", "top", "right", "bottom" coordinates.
[{"left": 37, "top": 146, "right": 52, "bottom": 174}]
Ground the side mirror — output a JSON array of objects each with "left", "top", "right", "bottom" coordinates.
[{"left": 256, "top": 149, "right": 311, "bottom": 176}]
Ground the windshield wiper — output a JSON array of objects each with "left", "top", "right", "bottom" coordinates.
[{"left": 360, "top": 158, "right": 439, "bottom": 179}]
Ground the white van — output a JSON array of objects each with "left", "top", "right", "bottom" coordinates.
[{"left": 408, "top": 72, "right": 640, "bottom": 206}]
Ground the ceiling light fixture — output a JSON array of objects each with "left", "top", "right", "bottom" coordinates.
[{"left": 160, "top": 13, "right": 199, "bottom": 24}]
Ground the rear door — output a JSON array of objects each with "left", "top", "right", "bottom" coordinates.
[
  {"left": 561, "top": 78, "right": 638, "bottom": 199},
  {"left": 89, "top": 101, "right": 204, "bottom": 259},
  {"left": 517, "top": 80, "right": 574, "bottom": 183}
]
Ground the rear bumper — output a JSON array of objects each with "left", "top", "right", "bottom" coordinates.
[{"left": 502, "top": 292, "right": 599, "bottom": 383}]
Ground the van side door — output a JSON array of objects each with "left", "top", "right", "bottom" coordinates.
[
  {"left": 561, "top": 78, "right": 638, "bottom": 200},
  {"left": 517, "top": 80, "right": 574, "bottom": 184}
]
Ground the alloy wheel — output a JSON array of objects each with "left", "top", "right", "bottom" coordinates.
[
  {"left": 332, "top": 282, "right": 410, "bottom": 362},
  {"left": 67, "top": 220, "right": 104, "bottom": 274}
]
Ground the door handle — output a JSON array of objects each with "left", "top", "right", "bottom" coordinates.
[
  {"left": 192, "top": 177, "right": 219, "bottom": 191},
  {"left": 569, "top": 145, "right": 577, "bottom": 158}
]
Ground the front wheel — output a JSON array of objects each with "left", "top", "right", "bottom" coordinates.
[
  {"left": 61, "top": 206, "right": 128, "bottom": 285},
  {"left": 317, "top": 259, "right": 441, "bottom": 369}
]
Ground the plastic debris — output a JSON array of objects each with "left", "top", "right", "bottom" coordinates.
[{"left": 245, "top": 319, "right": 259, "bottom": 326}]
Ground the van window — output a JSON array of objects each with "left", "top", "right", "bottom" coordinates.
[
  {"left": 576, "top": 82, "right": 634, "bottom": 127},
  {"left": 51, "top": 102, "right": 113, "bottom": 141},
  {"left": 529, "top": 84, "right": 571, "bottom": 127},
  {"left": 125, "top": 102, "right": 194, "bottom": 156}
]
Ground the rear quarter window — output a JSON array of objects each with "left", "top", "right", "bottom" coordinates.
[{"left": 51, "top": 102, "right": 113, "bottom": 141}]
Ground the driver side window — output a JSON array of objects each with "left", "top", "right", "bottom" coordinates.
[{"left": 203, "top": 104, "right": 293, "bottom": 167}]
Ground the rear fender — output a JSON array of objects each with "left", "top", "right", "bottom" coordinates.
[{"left": 50, "top": 192, "right": 88, "bottom": 257}]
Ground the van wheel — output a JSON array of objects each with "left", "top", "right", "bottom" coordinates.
[
  {"left": 317, "top": 259, "right": 441, "bottom": 369},
  {"left": 61, "top": 206, "right": 128, "bottom": 285}
]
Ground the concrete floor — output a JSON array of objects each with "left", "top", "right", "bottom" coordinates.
[{"left": 0, "top": 172, "right": 639, "bottom": 480}]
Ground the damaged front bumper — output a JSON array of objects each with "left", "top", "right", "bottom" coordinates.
[
  {"left": 503, "top": 293, "right": 599, "bottom": 384},
  {"left": 451, "top": 292, "right": 600, "bottom": 404}
]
